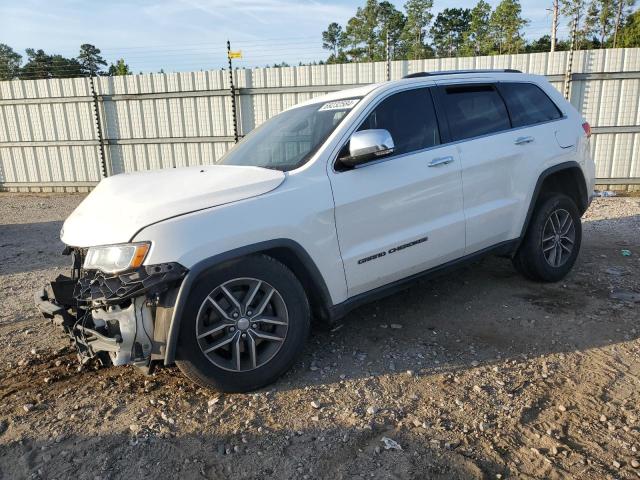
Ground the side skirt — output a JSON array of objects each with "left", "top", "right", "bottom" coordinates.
[{"left": 328, "top": 238, "right": 519, "bottom": 322}]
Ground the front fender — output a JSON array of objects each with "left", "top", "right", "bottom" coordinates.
[{"left": 162, "top": 239, "right": 333, "bottom": 365}]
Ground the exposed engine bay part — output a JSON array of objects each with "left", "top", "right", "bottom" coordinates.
[
  {"left": 36, "top": 287, "right": 158, "bottom": 367},
  {"left": 35, "top": 262, "right": 185, "bottom": 368},
  {"left": 91, "top": 297, "right": 154, "bottom": 366},
  {"left": 74, "top": 262, "right": 187, "bottom": 305}
]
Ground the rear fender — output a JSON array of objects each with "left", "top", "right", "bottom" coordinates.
[{"left": 515, "top": 160, "right": 588, "bottom": 254}]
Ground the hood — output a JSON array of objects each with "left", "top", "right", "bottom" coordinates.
[{"left": 61, "top": 165, "right": 285, "bottom": 247}]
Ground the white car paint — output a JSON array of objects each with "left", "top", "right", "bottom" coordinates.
[
  {"left": 134, "top": 168, "right": 349, "bottom": 305},
  {"left": 61, "top": 165, "right": 284, "bottom": 247},
  {"left": 60, "top": 72, "right": 595, "bottom": 308},
  {"left": 330, "top": 141, "right": 466, "bottom": 297}
]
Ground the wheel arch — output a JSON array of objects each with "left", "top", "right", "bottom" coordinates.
[
  {"left": 518, "top": 161, "right": 589, "bottom": 243},
  {"left": 163, "top": 239, "right": 332, "bottom": 365}
]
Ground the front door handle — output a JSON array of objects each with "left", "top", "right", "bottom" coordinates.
[
  {"left": 428, "top": 155, "right": 454, "bottom": 167},
  {"left": 515, "top": 136, "right": 535, "bottom": 145}
]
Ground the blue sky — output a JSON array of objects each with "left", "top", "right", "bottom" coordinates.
[{"left": 1, "top": 0, "right": 573, "bottom": 73}]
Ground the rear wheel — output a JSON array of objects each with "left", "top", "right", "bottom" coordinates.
[
  {"left": 512, "top": 193, "right": 582, "bottom": 282},
  {"left": 176, "top": 255, "right": 310, "bottom": 392}
]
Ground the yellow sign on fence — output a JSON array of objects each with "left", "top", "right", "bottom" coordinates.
[{"left": 228, "top": 51, "right": 243, "bottom": 59}]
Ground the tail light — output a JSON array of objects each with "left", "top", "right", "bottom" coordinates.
[{"left": 582, "top": 122, "right": 592, "bottom": 138}]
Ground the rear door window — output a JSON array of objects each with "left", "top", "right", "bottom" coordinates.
[
  {"left": 499, "top": 82, "right": 563, "bottom": 127},
  {"left": 441, "top": 84, "right": 511, "bottom": 141}
]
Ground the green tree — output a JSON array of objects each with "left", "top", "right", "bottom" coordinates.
[
  {"left": 344, "top": 0, "right": 381, "bottom": 61},
  {"left": 612, "top": 0, "right": 636, "bottom": 46},
  {"left": 617, "top": 8, "right": 640, "bottom": 45},
  {"left": 20, "top": 49, "right": 50, "bottom": 79},
  {"left": 580, "top": 0, "right": 620, "bottom": 47},
  {"left": 584, "top": 0, "right": 600, "bottom": 38},
  {"left": 0, "top": 43, "right": 22, "bottom": 80},
  {"left": 460, "top": 0, "right": 493, "bottom": 56},
  {"left": 377, "top": 1, "right": 406, "bottom": 59},
  {"left": 322, "top": 22, "right": 345, "bottom": 58},
  {"left": 490, "top": 0, "right": 528, "bottom": 54},
  {"left": 107, "top": 58, "right": 131, "bottom": 76},
  {"left": 561, "top": 0, "right": 592, "bottom": 49},
  {"left": 270, "top": 61, "right": 291, "bottom": 67},
  {"left": 78, "top": 43, "right": 107, "bottom": 75},
  {"left": 20, "top": 49, "right": 82, "bottom": 79},
  {"left": 50, "top": 55, "right": 83, "bottom": 78},
  {"left": 561, "top": 0, "right": 585, "bottom": 25},
  {"left": 341, "top": 0, "right": 406, "bottom": 62},
  {"left": 431, "top": 8, "right": 471, "bottom": 57},
  {"left": 586, "top": 0, "right": 616, "bottom": 45},
  {"left": 525, "top": 34, "right": 570, "bottom": 52},
  {"left": 526, "top": 34, "right": 553, "bottom": 52},
  {"left": 400, "top": 0, "right": 434, "bottom": 60}
]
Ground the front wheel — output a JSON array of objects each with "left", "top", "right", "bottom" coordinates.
[
  {"left": 175, "top": 255, "right": 310, "bottom": 392},
  {"left": 512, "top": 193, "right": 582, "bottom": 282}
]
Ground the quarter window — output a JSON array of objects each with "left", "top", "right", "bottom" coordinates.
[
  {"left": 499, "top": 82, "right": 563, "bottom": 127},
  {"left": 357, "top": 88, "right": 440, "bottom": 156},
  {"left": 442, "top": 85, "right": 511, "bottom": 141}
]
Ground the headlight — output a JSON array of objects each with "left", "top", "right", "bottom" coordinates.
[{"left": 83, "top": 242, "right": 150, "bottom": 274}]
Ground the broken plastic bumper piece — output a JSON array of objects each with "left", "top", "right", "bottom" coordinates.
[{"left": 35, "top": 263, "right": 187, "bottom": 366}]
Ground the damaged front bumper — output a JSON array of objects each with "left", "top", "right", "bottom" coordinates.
[{"left": 35, "top": 261, "right": 187, "bottom": 368}]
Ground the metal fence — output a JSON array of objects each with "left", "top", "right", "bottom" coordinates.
[{"left": 1, "top": 48, "right": 639, "bottom": 192}]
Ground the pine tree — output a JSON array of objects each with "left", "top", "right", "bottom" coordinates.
[
  {"left": 20, "top": 48, "right": 83, "bottom": 79},
  {"left": 612, "top": 0, "right": 636, "bottom": 47},
  {"left": 377, "top": 1, "right": 406, "bottom": 60},
  {"left": 108, "top": 59, "right": 131, "bottom": 76},
  {"left": 617, "top": 8, "right": 640, "bottom": 46},
  {"left": 322, "top": 22, "right": 345, "bottom": 58},
  {"left": 0, "top": 44, "right": 22, "bottom": 80},
  {"left": 490, "top": 0, "right": 528, "bottom": 54},
  {"left": 344, "top": 0, "right": 381, "bottom": 61},
  {"left": 431, "top": 8, "right": 471, "bottom": 57},
  {"left": 400, "top": 0, "right": 434, "bottom": 60},
  {"left": 595, "top": 0, "right": 615, "bottom": 44},
  {"left": 78, "top": 44, "right": 107, "bottom": 75},
  {"left": 461, "top": 0, "right": 494, "bottom": 56},
  {"left": 561, "top": 0, "right": 589, "bottom": 48},
  {"left": 340, "top": 0, "right": 406, "bottom": 62}
]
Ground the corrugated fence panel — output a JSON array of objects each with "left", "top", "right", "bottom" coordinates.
[
  {"left": 90, "top": 68, "right": 236, "bottom": 175},
  {"left": 1, "top": 48, "right": 639, "bottom": 190}
]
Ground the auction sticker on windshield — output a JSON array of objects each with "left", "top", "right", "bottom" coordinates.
[{"left": 319, "top": 99, "right": 359, "bottom": 111}]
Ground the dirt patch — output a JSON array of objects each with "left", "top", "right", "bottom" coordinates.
[{"left": 1, "top": 193, "right": 639, "bottom": 479}]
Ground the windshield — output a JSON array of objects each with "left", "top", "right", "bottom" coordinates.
[{"left": 219, "top": 98, "right": 360, "bottom": 171}]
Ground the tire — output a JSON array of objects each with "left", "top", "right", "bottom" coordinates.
[
  {"left": 512, "top": 193, "right": 582, "bottom": 282},
  {"left": 175, "top": 254, "right": 310, "bottom": 392}
]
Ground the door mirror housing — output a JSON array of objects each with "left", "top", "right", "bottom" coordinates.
[{"left": 340, "top": 129, "right": 395, "bottom": 168}]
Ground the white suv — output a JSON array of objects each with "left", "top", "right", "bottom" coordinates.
[{"left": 36, "top": 70, "right": 595, "bottom": 392}]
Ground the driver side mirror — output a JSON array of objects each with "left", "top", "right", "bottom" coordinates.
[{"left": 340, "top": 129, "right": 395, "bottom": 168}]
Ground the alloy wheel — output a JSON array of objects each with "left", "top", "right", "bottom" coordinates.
[
  {"left": 195, "top": 277, "right": 289, "bottom": 372},
  {"left": 541, "top": 208, "right": 575, "bottom": 268}
]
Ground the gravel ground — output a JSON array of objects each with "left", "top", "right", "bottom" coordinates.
[{"left": 0, "top": 193, "right": 639, "bottom": 480}]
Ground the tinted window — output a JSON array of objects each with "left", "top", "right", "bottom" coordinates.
[
  {"left": 442, "top": 85, "right": 511, "bottom": 141},
  {"left": 500, "top": 82, "right": 563, "bottom": 127},
  {"left": 357, "top": 88, "right": 440, "bottom": 156}
]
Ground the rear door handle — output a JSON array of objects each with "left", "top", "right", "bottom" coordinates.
[
  {"left": 515, "top": 136, "right": 534, "bottom": 145},
  {"left": 428, "top": 156, "right": 454, "bottom": 167}
]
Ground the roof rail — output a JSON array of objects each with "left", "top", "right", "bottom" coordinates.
[{"left": 403, "top": 69, "right": 522, "bottom": 79}]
